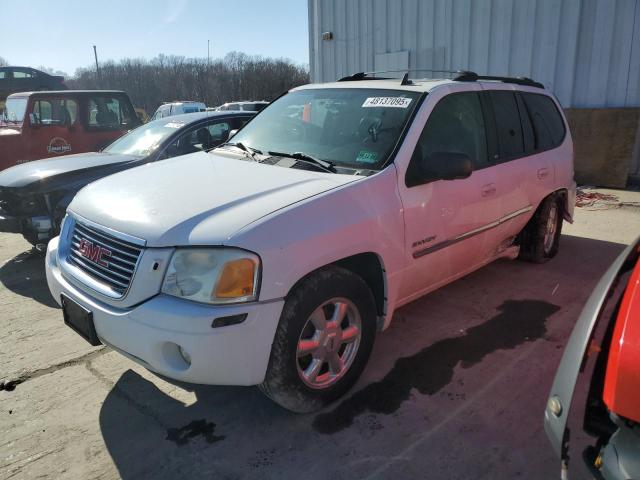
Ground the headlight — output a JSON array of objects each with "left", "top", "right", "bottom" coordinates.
[{"left": 161, "top": 248, "right": 260, "bottom": 304}]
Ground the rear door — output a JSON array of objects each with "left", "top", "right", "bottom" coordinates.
[
  {"left": 480, "top": 89, "right": 535, "bottom": 244},
  {"left": 11, "top": 68, "right": 35, "bottom": 93}
]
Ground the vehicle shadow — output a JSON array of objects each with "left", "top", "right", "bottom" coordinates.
[
  {"left": 97, "top": 234, "right": 626, "bottom": 480},
  {"left": 0, "top": 248, "right": 58, "bottom": 308}
]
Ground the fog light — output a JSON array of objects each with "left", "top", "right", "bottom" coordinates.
[
  {"left": 548, "top": 396, "right": 563, "bottom": 417},
  {"left": 178, "top": 346, "right": 192, "bottom": 366}
]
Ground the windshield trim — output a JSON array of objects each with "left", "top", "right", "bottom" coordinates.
[{"left": 380, "top": 91, "right": 427, "bottom": 170}]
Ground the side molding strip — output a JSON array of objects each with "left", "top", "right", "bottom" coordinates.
[{"left": 412, "top": 205, "right": 533, "bottom": 259}]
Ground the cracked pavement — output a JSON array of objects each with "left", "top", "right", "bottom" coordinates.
[{"left": 1, "top": 192, "right": 640, "bottom": 479}]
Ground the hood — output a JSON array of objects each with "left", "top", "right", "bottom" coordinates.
[
  {"left": 69, "top": 152, "right": 359, "bottom": 247},
  {"left": 0, "top": 152, "right": 140, "bottom": 190},
  {"left": 0, "top": 126, "right": 21, "bottom": 135}
]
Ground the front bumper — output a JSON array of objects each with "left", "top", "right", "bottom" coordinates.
[{"left": 46, "top": 236, "right": 284, "bottom": 386}]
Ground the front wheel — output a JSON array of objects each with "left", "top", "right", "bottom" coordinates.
[
  {"left": 518, "top": 193, "right": 563, "bottom": 263},
  {"left": 259, "top": 266, "right": 377, "bottom": 413}
]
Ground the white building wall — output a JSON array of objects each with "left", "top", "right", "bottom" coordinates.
[{"left": 308, "top": 0, "right": 640, "bottom": 108}]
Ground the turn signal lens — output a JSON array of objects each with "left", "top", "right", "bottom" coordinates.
[{"left": 214, "top": 258, "right": 256, "bottom": 299}]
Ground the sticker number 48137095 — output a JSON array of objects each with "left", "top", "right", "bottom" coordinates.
[{"left": 362, "top": 97, "right": 412, "bottom": 108}]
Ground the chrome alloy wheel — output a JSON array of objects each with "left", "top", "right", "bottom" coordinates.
[
  {"left": 543, "top": 202, "right": 558, "bottom": 254},
  {"left": 296, "top": 297, "right": 362, "bottom": 389}
]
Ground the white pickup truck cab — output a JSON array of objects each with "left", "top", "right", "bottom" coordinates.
[{"left": 46, "top": 72, "right": 575, "bottom": 412}]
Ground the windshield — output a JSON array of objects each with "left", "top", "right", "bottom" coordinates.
[
  {"left": 4, "top": 97, "right": 28, "bottom": 124},
  {"left": 104, "top": 117, "right": 186, "bottom": 156},
  {"left": 227, "top": 88, "right": 421, "bottom": 170}
]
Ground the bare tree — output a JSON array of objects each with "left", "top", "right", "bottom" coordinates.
[
  {"left": 0, "top": 57, "right": 8, "bottom": 67},
  {"left": 67, "top": 53, "right": 310, "bottom": 114}
]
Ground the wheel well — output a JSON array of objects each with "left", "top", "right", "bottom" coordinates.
[{"left": 332, "top": 253, "right": 386, "bottom": 317}]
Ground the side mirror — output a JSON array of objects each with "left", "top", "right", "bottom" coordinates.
[
  {"left": 228, "top": 129, "right": 239, "bottom": 139},
  {"left": 410, "top": 151, "right": 473, "bottom": 185}
]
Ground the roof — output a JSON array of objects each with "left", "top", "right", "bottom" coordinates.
[
  {"left": 220, "top": 100, "right": 269, "bottom": 105},
  {"left": 160, "top": 101, "right": 206, "bottom": 106},
  {"left": 148, "top": 110, "right": 255, "bottom": 125},
  {"left": 7, "top": 90, "right": 126, "bottom": 98}
]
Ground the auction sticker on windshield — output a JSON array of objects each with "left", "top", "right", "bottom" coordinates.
[{"left": 362, "top": 97, "right": 412, "bottom": 108}]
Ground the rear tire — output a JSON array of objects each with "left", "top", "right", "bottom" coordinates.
[
  {"left": 518, "top": 193, "right": 563, "bottom": 263},
  {"left": 259, "top": 266, "right": 377, "bottom": 413}
]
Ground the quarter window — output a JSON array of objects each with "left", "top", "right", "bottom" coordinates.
[
  {"left": 489, "top": 91, "right": 525, "bottom": 160},
  {"left": 521, "top": 93, "right": 566, "bottom": 150},
  {"left": 411, "top": 92, "right": 488, "bottom": 173}
]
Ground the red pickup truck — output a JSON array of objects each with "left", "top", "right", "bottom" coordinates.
[{"left": 0, "top": 90, "right": 140, "bottom": 171}]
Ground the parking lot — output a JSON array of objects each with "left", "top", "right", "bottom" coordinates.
[{"left": 1, "top": 189, "right": 639, "bottom": 480}]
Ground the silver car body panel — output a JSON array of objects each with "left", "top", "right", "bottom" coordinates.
[{"left": 544, "top": 236, "right": 640, "bottom": 458}]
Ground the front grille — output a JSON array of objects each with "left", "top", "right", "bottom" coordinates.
[{"left": 68, "top": 220, "right": 143, "bottom": 296}]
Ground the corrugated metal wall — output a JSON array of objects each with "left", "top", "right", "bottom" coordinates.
[{"left": 308, "top": 0, "right": 640, "bottom": 108}]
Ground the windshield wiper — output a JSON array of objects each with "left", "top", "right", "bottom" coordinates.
[
  {"left": 267, "top": 151, "right": 336, "bottom": 173},
  {"left": 219, "top": 142, "right": 261, "bottom": 161}
]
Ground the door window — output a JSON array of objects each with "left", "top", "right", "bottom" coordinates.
[
  {"left": 409, "top": 92, "right": 488, "bottom": 182},
  {"left": 12, "top": 69, "right": 33, "bottom": 79},
  {"left": 30, "top": 98, "right": 78, "bottom": 126},
  {"left": 489, "top": 91, "right": 525, "bottom": 160},
  {"left": 87, "top": 96, "right": 136, "bottom": 129},
  {"left": 521, "top": 93, "right": 566, "bottom": 151}
]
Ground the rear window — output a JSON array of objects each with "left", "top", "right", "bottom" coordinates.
[
  {"left": 489, "top": 91, "right": 525, "bottom": 160},
  {"left": 521, "top": 93, "right": 566, "bottom": 150}
]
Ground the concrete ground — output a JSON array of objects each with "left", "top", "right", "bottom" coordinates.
[{"left": 1, "top": 189, "right": 639, "bottom": 480}]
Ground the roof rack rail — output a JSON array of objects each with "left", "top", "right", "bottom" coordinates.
[
  {"left": 338, "top": 69, "right": 468, "bottom": 82},
  {"left": 338, "top": 70, "right": 544, "bottom": 89},
  {"left": 454, "top": 71, "right": 544, "bottom": 89}
]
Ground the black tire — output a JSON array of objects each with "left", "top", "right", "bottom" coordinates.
[
  {"left": 259, "top": 265, "right": 377, "bottom": 413},
  {"left": 518, "top": 193, "right": 563, "bottom": 263}
]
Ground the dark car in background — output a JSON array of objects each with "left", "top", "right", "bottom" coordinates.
[
  {"left": 0, "top": 110, "right": 254, "bottom": 247},
  {"left": 0, "top": 66, "right": 66, "bottom": 99},
  {"left": 0, "top": 90, "right": 141, "bottom": 171}
]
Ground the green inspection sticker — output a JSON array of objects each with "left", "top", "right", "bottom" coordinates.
[{"left": 356, "top": 150, "right": 378, "bottom": 163}]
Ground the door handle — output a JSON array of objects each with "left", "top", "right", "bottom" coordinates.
[
  {"left": 481, "top": 183, "right": 496, "bottom": 197},
  {"left": 537, "top": 168, "right": 550, "bottom": 180}
]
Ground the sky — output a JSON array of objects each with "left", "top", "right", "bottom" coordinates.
[{"left": 0, "top": 0, "right": 309, "bottom": 76}]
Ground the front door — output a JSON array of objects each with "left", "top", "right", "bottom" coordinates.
[
  {"left": 396, "top": 87, "right": 500, "bottom": 303},
  {"left": 26, "top": 96, "right": 80, "bottom": 161}
]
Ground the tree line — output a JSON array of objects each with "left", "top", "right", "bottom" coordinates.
[{"left": 66, "top": 52, "right": 310, "bottom": 114}]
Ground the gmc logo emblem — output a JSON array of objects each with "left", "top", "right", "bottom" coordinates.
[{"left": 78, "top": 238, "right": 112, "bottom": 267}]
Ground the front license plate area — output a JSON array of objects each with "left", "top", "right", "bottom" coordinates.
[{"left": 61, "top": 295, "right": 101, "bottom": 346}]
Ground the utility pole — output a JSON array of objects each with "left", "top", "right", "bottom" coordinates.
[
  {"left": 93, "top": 45, "right": 101, "bottom": 88},
  {"left": 207, "top": 39, "right": 210, "bottom": 65}
]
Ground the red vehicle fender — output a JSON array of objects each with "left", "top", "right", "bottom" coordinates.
[{"left": 604, "top": 246, "right": 640, "bottom": 423}]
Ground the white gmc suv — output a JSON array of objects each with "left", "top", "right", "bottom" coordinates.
[{"left": 46, "top": 72, "right": 576, "bottom": 412}]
